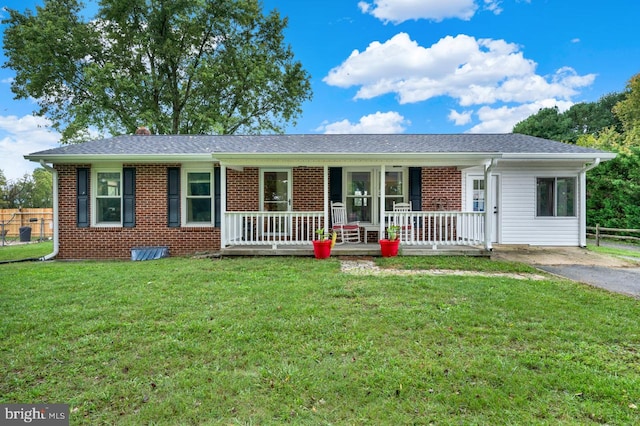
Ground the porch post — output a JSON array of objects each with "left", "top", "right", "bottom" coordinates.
[
  {"left": 220, "top": 164, "right": 227, "bottom": 247},
  {"left": 379, "top": 165, "right": 386, "bottom": 238},
  {"left": 323, "top": 165, "right": 329, "bottom": 232},
  {"left": 484, "top": 160, "right": 494, "bottom": 251},
  {"left": 579, "top": 169, "right": 588, "bottom": 247}
]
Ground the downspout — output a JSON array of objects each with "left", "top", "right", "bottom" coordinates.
[
  {"left": 483, "top": 158, "right": 498, "bottom": 251},
  {"left": 39, "top": 160, "right": 59, "bottom": 261},
  {"left": 220, "top": 164, "right": 227, "bottom": 248},
  {"left": 578, "top": 158, "right": 601, "bottom": 247}
]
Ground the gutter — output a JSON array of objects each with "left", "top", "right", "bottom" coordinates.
[
  {"left": 579, "top": 158, "right": 601, "bottom": 173},
  {"left": 38, "top": 160, "right": 59, "bottom": 261}
]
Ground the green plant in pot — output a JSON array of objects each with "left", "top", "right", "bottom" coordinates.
[
  {"left": 379, "top": 225, "right": 400, "bottom": 257},
  {"left": 313, "top": 228, "right": 336, "bottom": 259}
]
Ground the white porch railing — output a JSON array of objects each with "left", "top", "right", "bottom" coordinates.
[
  {"left": 224, "top": 211, "right": 325, "bottom": 246},
  {"left": 223, "top": 210, "right": 485, "bottom": 247},
  {"left": 385, "top": 211, "right": 485, "bottom": 246}
]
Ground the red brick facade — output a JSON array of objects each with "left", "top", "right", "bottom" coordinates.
[
  {"left": 421, "top": 167, "right": 462, "bottom": 211},
  {"left": 54, "top": 165, "right": 461, "bottom": 259},
  {"left": 56, "top": 164, "right": 219, "bottom": 260}
]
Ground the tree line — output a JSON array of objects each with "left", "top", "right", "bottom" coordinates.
[{"left": 514, "top": 73, "right": 640, "bottom": 230}]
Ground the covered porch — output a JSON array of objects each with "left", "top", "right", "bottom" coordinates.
[{"left": 217, "top": 155, "right": 499, "bottom": 255}]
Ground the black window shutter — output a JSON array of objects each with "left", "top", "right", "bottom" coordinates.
[
  {"left": 123, "top": 167, "right": 136, "bottom": 227},
  {"left": 77, "top": 168, "right": 89, "bottom": 228},
  {"left": 214, "top": 167, "right": 221, "bottom": 227},
  {"left": 167, "top": 167, "right": 180, "bottom": 227},
  {"left": 329, "top": 167, "right": 342, "bottom": 203},
  {"left": 409, "top": 167, "right": 422, "bottom": 211}
]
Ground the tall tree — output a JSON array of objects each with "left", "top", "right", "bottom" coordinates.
[
  {"left": 512, "top": 93, "right": 624, "bottom": 143},
  {"left": 2, "top": 0, "right": 312, "bottom": 142},
  {"left": 613, "top": 73, "right": 640, "bottom": 132},
  {"left": 0, "top": 168, "right": 53, "bottom": 208},
  {"left": 512, "top": 106, "right": 573, "bottom": 141}
]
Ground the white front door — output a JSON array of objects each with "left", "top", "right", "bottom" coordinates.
[{"left": 469, "top": 175, "right": 499, "bottom": 243}]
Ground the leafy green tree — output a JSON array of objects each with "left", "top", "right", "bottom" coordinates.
[
  {"left": 2, "top": 0, "right": 312, "bottom": 142},
  {"left": 613, "top": 73, "right": 640, "bottom": 132},
  {"left": 513, "top": 93, "right": 624, "bottom": 143},
  {"left": 579, "top": 127, "right": 640, "bottom": 229},
  {"left": 513, "top": 106, "right": 573, "bottom": 141},
  {"left": 0, "top": 168, "right": 52, "bottom": 208}
]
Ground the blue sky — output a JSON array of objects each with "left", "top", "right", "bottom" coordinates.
[{"left": 1, "top": 0, "right": 639, "bottom": 180}]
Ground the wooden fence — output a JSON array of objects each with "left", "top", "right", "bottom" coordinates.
[
  {"left": 587, "top": 224, "right": 640, "bottom": 246},
  {"left": 0, "top": 208, "right": 53, "bottom": 242}
]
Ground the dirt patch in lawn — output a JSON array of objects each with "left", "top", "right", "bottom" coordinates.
[
  {"left": 491, "top": 245, "right": 636, "bottom": 267},
  {"left": 340, "top": 259, "right": 546, "bottom": 280}
]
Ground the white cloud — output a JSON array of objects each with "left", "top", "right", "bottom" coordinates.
[
  {"left": 324, "top": 33, "right": 595, "bottom": 106},
  {"left": 358, "top": 0, "right": 478, "bottom": 23},
  {"left": 448, "top": 109, "right": 473, "bottom": 126},
  {"left": 317, "top": 111, "right": 409, "bottom": 134},
  {"left": 324, "top": 33, "right": 596, "bottom": 133},
  {"left": 0, "top": 115, "right": 60, "bottom": 181},
  {"left": 466, "top": 99, "right": 574, "bottom": 133},
  {"left": 483, "top": 0, "right": 503, "bottom": 15}
]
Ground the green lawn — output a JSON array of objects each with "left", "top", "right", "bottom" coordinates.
[{"left": 1, "top": 254, "right": 639, "bottom": 425}]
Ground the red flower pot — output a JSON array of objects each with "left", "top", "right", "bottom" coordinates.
[
  {"left": 312, "top": 239, "right": 332, "bottom": 259},
  {"left": 379, "top": 239, "right": 400, "bottom": 257}
]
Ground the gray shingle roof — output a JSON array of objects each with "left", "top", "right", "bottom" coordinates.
[{"left": 25, "top": 133, "right": 611, "bottom": 159}]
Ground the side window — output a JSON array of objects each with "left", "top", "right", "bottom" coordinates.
[
  {"left": 536, "top": 177, "right": 576, "bottom": 217},
  {"left": 94, "top": 169, "right": 122, "bottom": 225},
  {"left": 183, "top": 170, "right": 214, "bottom": 225}
]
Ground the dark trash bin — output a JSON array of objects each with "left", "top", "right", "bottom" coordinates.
[{"left": 19, "top": 226, "right": 32, "bottom": 242}]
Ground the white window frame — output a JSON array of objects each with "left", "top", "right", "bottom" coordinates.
[
  {"left": 343, "top": 167, "right": 407, "bottom": 225},
  {"left": 182, "top": 167, "right": 215, "bottom": 227},
  {"left": 535, "top": 176, "right": 577, "bottom": 218},
  {"left": 91, "top": 167, "right": 123, "bottom": 227}
]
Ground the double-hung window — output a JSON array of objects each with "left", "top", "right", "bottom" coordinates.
[
  {"left": 185, "top": 170, "right": 213, "bottom": 225},
  {"left": 536, "top": 177, "right": 576, "bottom": 217},
  {"left": 95, "top": 170, "right": 122, "bottom": 225}
]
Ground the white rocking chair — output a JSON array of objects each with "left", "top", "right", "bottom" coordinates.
[
  {"left": 331, "top": 201, "right": 361, "bottom": 244},
  {"left": 392, "top": 201, "right": 413, "bottom": 241}
]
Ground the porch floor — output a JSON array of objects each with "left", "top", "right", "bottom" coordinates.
[{"left": 220, "top": 243, "right": 489, "bottom": 257}]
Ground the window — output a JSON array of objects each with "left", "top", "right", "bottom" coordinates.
[
  {"left": 536, "top": 177, "right": 576, "bottom": 217},
  {"left": 384, "top": 171, "right": 405, "bottom": 211},
  {"left": 344, "top": 168, "right": 407, "bottom": 223},
  {"left": 472, "top": 179, "right": 485, "bottom": 212},
  {"left": 185, "top": 170, "right": 213, "bottom": 224},
  {"left": 346, "top": 171, "right": 373, "bottom": 222},
  {"left": 95, "top": 170, "right": 122, "bottom": 224}
]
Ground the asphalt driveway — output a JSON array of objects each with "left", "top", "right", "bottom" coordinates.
[
  {"left": 492, "top": 244, "right": 640, "bottom": 298},
  {"left": 537, "top": 265, "right": 640, "bottom": 298}
]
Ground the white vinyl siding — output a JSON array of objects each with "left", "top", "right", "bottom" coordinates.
[{"left": 498, "top": 166, "right": 581, "bottom": 246}]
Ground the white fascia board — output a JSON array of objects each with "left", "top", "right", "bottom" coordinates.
[
  {"left": 501, "top": 152, "right": 616, "bottom": 161},
  {"left": 214, "top": 152, "right": 502, "bottom": 167},
  {"left": 24, "top": 154, "right": 215, "bottom": 164}
]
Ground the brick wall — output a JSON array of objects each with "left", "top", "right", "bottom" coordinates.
[
  {"left": 54, "top": 164, "right": 460, "bottom": 259},
  {"left": 421, "top": 167, "right": 462, "bottom": 211},
  {"left": 56, "top": 164, "right": 219, "bottom": 260},
  {"left": 226, "top": 167, "right": 324, "bottom": 211}
]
